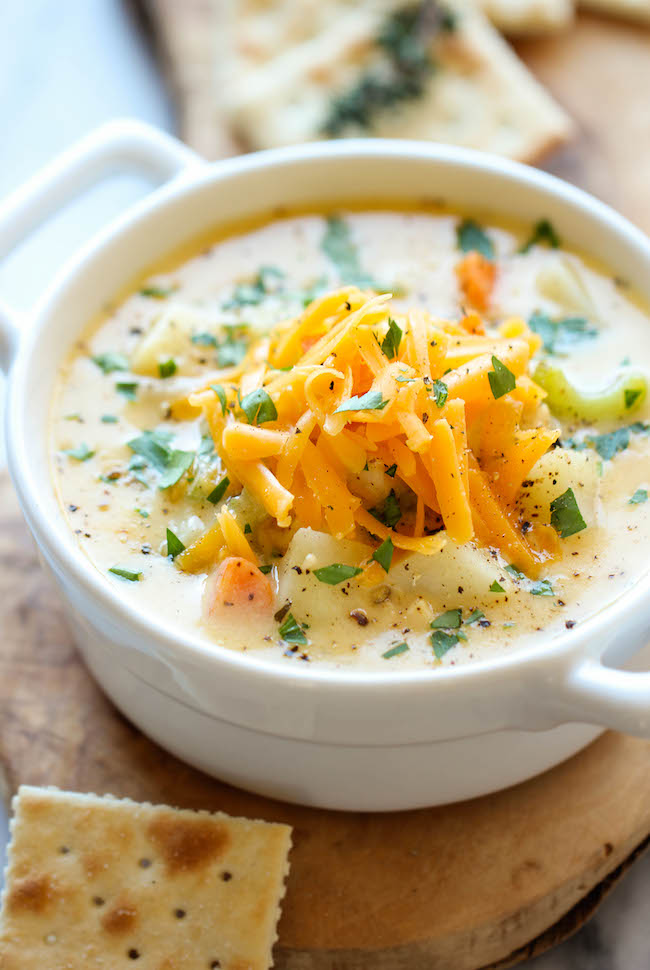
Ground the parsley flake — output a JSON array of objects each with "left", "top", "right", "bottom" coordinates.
[
  {"left": 431, "top": 630, "right": 459, "bottom": 659},
  {"left": 431, "top": 378, "right": 448, "bottom": 408},
  {"left": 116, "top": 381, "right": 138, "bottom": 400},
  {"left": 140, "top": 285, "right": 174, "bottom": 299},
  {"left": 372, "top": 537, "right": 394, "bottom": 573},
  {"left": 314, "top": 564, "right": 363, "bottom": 585},
  {"left": 528, "top": 312, "right": 597, "bottom": 356},
  {"left": 519, "top": 219, "right": 561, "bottom": 254},
  {"left": 382, "top": 642, "right": 409, "bottom": 659},
  {"left": 629, "top": 488, "right": 648, "bottom": 505},
  {"left": 240, "top": 388, "right": 278, "bottom": 425},
  {"left": 385, "top": 463, "right": 398, "bottom": 478},
  {"left": 207, "top": 476, "right": 230, "bottom": 505},
  {"left": 488, "top": 356, "right": 516, "bottom": 399},
  {"left": 335, "top": 390, "right": 389, "bottom": 413},
  {"left": 489, "top": 580, "right": 505, "bottom": 593},
  {"left": 109, "top": 565, "right": 142, "bottom": 582},
  {"left": 166, "top": 528, "right": 185, "bottom": 559},
  {"left": 211, "top": 384, "right": 228, "bottom": 415},
  {"left": 464, "top": 609, "right": 485, "bottom": 625},
  {"left": 127, "top": 430, "right": 194, "bottom": 490},
  {"left": 431, "top": 608, "right": 462, "bottom": 630},
  {"left": 550, "top": 488, "right": 587, "bottom": 538},
  {"left": 278, "top": 613, "right": 308, "bottom": 645},
  {"left": 92, "top": 352, "right": 129, "bottom": 374},
  {"left": 64, "top": 443, "right": 94, "bottom": 461},
  {"left": 370, "top": 489, "right": 401, "bottom": 529},
  {"left": 457, "top": 219, "right": 494, "bottom": 260},
  {"left": 531, "top": 579, "right": 554, "bottom": 597},
  {"left": 158, "top": 358, "right": 177, "bottom": 379},
  {"left": 381, "top": 318, "right": 403, "bottom": 359}
]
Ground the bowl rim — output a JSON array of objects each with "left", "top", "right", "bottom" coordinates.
[{"left": 7, "top": 136, "right": 650, "bottom": 694}]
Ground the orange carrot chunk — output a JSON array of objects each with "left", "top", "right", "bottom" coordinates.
[
  {"left": 456, "top": 251, "right": 497, "bottom": 312},
  {"left": 204, "top": 556, "right": 274, "bottom": 620}
]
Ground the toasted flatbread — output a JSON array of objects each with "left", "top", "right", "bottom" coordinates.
[
  {"left": 481, "top": 0, "right": 574, "bottom": 34},
  {"left": 218, "top": 0, "right": 573, "bottom": 163},
  {"left": 579, "top": 0, "right": 650, "bottom": 22},
  {"left": 0, "top": 786, "right": 291, "bottom": 970}
]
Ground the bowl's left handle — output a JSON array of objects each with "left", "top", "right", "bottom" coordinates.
[{"left": 0, "top": 119, "right": 203, "bottom": 373}]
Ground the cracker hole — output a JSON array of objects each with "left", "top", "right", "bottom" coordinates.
[
  {"left": 138, "top": 858, "right": 152, "bottom": 868},
  {"left": 92, "top": 896, "right": 105, "bottom": 907},
  {"left": 220, "top": 871, "right": 232, "bottom": 882},
  {"left": 128, "top": 949, "right": 140, "bottom": 960},
  {"left": 174, "top": 908, "right": 186, "bottom": 919},
  {"left": 210, "top": 962, "right": 221, "bottom": 969}
]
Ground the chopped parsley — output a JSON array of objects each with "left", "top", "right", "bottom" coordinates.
[
  {"left": 140, "top": 285, "right": 174, "bottom": 299},
  {"left": 223, "top": 266, "right": 284, "bottom": 309},
  {"left": 116, "top": 381, "right": 138, "bottom": 400},
  {"left": 550, "top": 488, "right": 587, "bottom": 538},
  {"left": 239, "top": 388, "right": 278, "bottom": 425},
  {"left": 625, "top": 388, "right": 642, "bottom": 410},
  {"left": 211, "top": 384, "right": 228, "bottom": 415},
  {"left": 372, "top": 537, "right": 394, "bottom": 573},
  {"left": 191, "top": 332, "right": 218, "bottom": 347},
  {"left": 207, "top": 476, "right": 230, "bottom": 505},
  {"left": 566, "top": 423, "right": 650, "bottom": 461},
  {"left": 430, "top": 608, "right": 462, "bottom": 629},
  {"left": 505, "top": 564, "right": 526, "bottom": 581},
  {"left": 456, "top": 219, "right": 494, "bottom": 260},
  {"left": 519, "top": 219, "right": 561, "bottom": 254},
  {"left": 136, "top": 508, "right": 149, "bottom": 518},
  {"left": 314, "top": 563, "right": 363, "bottom": 585},
  {"left": 259, "top": 564, "right": 273, "bottom": 575},
  {"left": 216, "top": 331, "right": 249, "bottom": 368},
  {"left": 531, "top": 578, "right": 554, "bottom": 597},
  {"left": 127, "top": 430, "right": 194, "bottom": 490},
  {"left": 431, "top": 629, "right": 459, "bottom": 659},
  {"left": 92, "top": 352, "right": 129, "bottom": 374},
  {"left": 382, "top": 642, "right": 409, "bottom": 659},
  {"left": 528, "top": 312, "right": 597, "bottom": 356},
  {"left": 158, "top": 358, "right": 177, "bottom": 379},
  {"left": 335, "top": 390, "right": 389, "bottom": 413},
  {"left": 64, "top": 443, "right": 94, "bottom": 461},
  {"left": 489, "top": 580, "right": 505, "bottom": 593},
  {"left": 431, "top": 378, "right": 449, "bottom": 408},
  {"left": 244, "top": 523, "right": 252, "bottom": 534},
  {"left": 320, "top": 216, "right": 383, "bottom": 289},
  {"left": 166, "top": 528, "right": 185, "bottom": 559},
  {"left": 370, "top": 489, "right": 401, "bottom": 529},
  {"left": 464, "top": 609, "right": 485, "bottom": 625},
  {"left": 278, "top": 612, "right": 308, "bottom": 645},
  {"left": 488, "top": 356, "right": 516, "bottom": 399},
  {"left": 108, "top": 565, "right": 142, "bottom": 582},
  {"left": 629, "top": 488, "right": 648, "bottom": 505},
  {"left": 101, "top": 414, "right": 118, "bottom": 423},
  {"left": 385, "top": 463, "right": 398, "bottom": 478},
  {"left": 381, "top": 318, "right": 403, "bottom": 359}
]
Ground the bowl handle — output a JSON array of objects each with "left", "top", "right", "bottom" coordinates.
[
  {"left": 553, "top": 657, "right": 650, "bottom": 735},
  {"left": 0, "top": 119, "right": 203, "bottom": 373}
]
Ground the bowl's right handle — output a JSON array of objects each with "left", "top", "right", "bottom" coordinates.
[
  {"left": 554, "top": 657, "right": 650, "bottom": 735},
  {"left": 0, "top": 119, "right": 203, "bottom": 373}
]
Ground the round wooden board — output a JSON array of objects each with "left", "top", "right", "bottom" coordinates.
[{"left": 0, "top": 473, "right": 649, "bottom": 970}]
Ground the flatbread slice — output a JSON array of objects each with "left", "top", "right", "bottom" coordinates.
[
  {"left": 481, "top": 0, "right": 574, "bottom": 34},
  {"left": 218, "top": 0, "right": 573, "bottom": 163},
  {"left": 0, "top": 786, "right": 291, "bottom": 970},
  {"left": 579, "top": 0, "right": 650, "bottom": 22}
]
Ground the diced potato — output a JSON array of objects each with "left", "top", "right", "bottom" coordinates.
[
  {"left": 131, "top": 304, "right": 214, "bottom": 376},
  {"left": 536, "top": 256, "right": 596, "bottom": 319},
  {"left": 515, "top": 447, "right": 600, "bottom": 527},
  {"left": 388, "top": 543, "right": 513, "bottom": 603},
  {"left": 277, "top": 528, "right": 372, "bottom": 627}
]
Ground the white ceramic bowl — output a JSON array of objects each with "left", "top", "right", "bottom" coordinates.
[{"left": 2, "top": 121, "right": 650, "bottom": 811}]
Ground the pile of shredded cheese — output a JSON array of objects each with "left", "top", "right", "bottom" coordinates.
[{"left": 172, "top": 287, "right": 561, "bottom": 580}]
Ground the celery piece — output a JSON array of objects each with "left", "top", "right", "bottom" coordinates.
[{"left": 533, "top": 360, "right": 647, "bottom": 422}]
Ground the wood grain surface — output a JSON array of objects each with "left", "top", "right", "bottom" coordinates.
[
  {"left": 0, "top": 471, "right": 649, "bottom": 969},
  {"left": 3, "top": 6, "right": 650, "bottom": 967}
]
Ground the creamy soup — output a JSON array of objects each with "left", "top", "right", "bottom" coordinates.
[{"left": 50, "top": 207, "right": 650, "bottom": 670}]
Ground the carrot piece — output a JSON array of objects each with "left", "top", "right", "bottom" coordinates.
[
  {"left": 455, "top": 251, "right": 497, "bottom": 312},
  {"left": 425, "top": 419, "right": 474, "bottom": 545},
  {"left": 204, "top": 557, "right": 274, "bottom": 619}
]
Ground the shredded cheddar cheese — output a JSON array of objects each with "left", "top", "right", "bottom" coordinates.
[{"left": 173, "top": 288, "right": 556, "bottom": 578}]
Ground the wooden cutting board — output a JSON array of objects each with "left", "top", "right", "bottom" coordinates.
[
  {"left": 3, "top": 8, "right": 650, "bottom": 967},
  {"left": 1, "top": 470, "right": 649, "bottom": 969}
]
